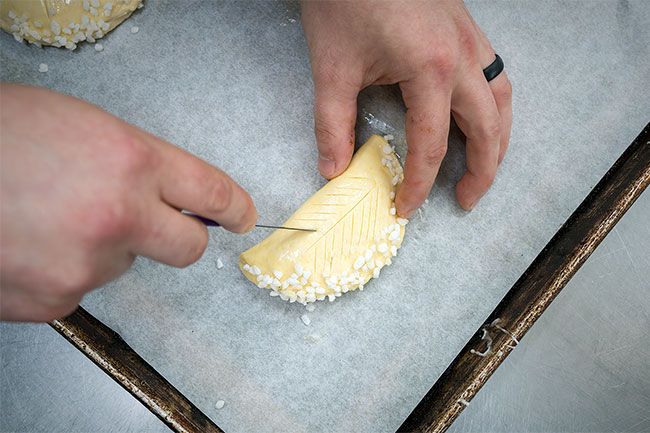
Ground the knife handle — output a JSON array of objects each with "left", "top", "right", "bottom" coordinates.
[{"left": 182, "top": 211, "right": 220, "bottom": 227}]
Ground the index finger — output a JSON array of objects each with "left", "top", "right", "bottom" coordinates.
[
  {"left": 395, "top": 76, "right": 452, "bottom": 218},
  {"left": 147, "top": 134, "right": 258, "bottom": 233}
]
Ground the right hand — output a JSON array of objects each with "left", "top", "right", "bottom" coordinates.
[{"left": 0, "top": 84, "right": 257, "bottom": 322}]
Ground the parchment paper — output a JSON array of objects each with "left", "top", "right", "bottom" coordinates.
[{"left": 1, "top": 1, "right": 648, "bottom": 432}]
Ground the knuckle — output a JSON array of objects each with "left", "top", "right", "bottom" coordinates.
[
  {"left": 477, "top": 119, "right": 501, "bottom": 142},
  {"left": 313, "top": 116, "right": 340, "bottom": 146},
  {"left": 421, "top": 45, "right": 457, "bottom": 79},
  {"left": 109, "top": 128, "right": 157, "bottom": 177},
  {"left": 80, "top": 199, "right": 134, "bottom": 244},
  {"left": 203, "top": 175, "right": 233, "bottom": 215},
  {"left": 457, "top": 23, "right": 477, "bottom": 56},
  {"left": 423, "top": 144, "right": 448, "bottom": 167},
  {"left": 409, "top": 143, "right": 448, "bottom": 168}
]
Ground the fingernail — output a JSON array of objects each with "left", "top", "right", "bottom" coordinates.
[
  {"left": 318, "top": 156, "right": 336, "bottom": 178},
  {"left": 466, "top": 199, "right": 478, "bottom": 211}
]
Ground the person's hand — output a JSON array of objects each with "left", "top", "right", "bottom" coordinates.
[
  {"left": 0, "top": 84, "right": 257, "bottom": 322},
  {"left": 301, "top": 0, "right": 512, "bottom": 216}
]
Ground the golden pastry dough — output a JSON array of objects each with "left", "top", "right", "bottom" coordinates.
[
  {"left": 240, "top": 135, "right": 407, "bottom": 304},
  {"left": 0, "top": 0, "right": 142, "bottom": 49}
]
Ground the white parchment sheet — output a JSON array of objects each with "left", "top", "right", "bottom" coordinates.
[{"left": 1, "top": 1, "right": 648, "bottom": 432}]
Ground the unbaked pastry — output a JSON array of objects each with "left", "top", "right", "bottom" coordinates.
[
  {"left": 240, "top": 135, "right": 407, "bottom": 305},
  {"left": 0, "top": 0, "right": 142, "bottom": 49}
]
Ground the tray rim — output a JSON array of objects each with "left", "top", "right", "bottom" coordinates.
[{"left": 51, "top": 123, "right": 650, "bottom": 433}]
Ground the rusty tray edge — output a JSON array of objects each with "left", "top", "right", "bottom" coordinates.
[
  {"left": 50, "top": 307, "right": 223, "bottom": 433},
  {"left": 398, "top": 122, "right": 650, "bottom": 433}
]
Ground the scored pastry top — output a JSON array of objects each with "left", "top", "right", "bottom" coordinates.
[{"left": 240, "top": 134, "right": 407, "bottom": 305}]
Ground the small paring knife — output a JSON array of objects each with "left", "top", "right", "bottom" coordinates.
[{"left": 183, "top": 212, "right": 316, "bottom": 233}]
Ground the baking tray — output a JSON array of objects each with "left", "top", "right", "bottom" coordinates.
[
  {"left": 51, "top": 123, "right": 650, "bottom": 432},
  {"left": 1, "top": 1, "right": 649, "bottom": 431}
]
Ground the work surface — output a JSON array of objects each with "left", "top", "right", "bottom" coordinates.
[
  {"left": 2, "top": 192, "right": 648, "bottom": 432},
  {"left": 1, "top": 1, "right": 649, "bottom": 432}
]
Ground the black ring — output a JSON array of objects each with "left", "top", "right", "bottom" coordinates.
[{"left": 483, "top": 54, "right": 504, "bottom": 82}]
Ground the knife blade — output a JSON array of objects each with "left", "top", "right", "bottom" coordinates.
[{"left": 183, "top": 212, "right": 316, "bottom": 232}]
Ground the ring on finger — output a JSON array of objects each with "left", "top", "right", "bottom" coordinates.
[{"left": 482, "top": 54, "right": 504, "bottom": 82}]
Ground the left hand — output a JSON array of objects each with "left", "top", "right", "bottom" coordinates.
[{"left": 301, "top": 0, "right": 512, "bottom": 216}]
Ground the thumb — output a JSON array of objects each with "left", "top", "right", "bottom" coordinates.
[{"left": 312, "top": 79, "right": 359, "bottom": 179}]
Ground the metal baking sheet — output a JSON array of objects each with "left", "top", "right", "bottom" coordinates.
[{"left": 1, "top": 1, "right": 648, "bottom": 432}]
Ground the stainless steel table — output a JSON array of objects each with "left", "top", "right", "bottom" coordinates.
[{"left": 448, "top": 190, "right": 650, "bottom": 433}]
